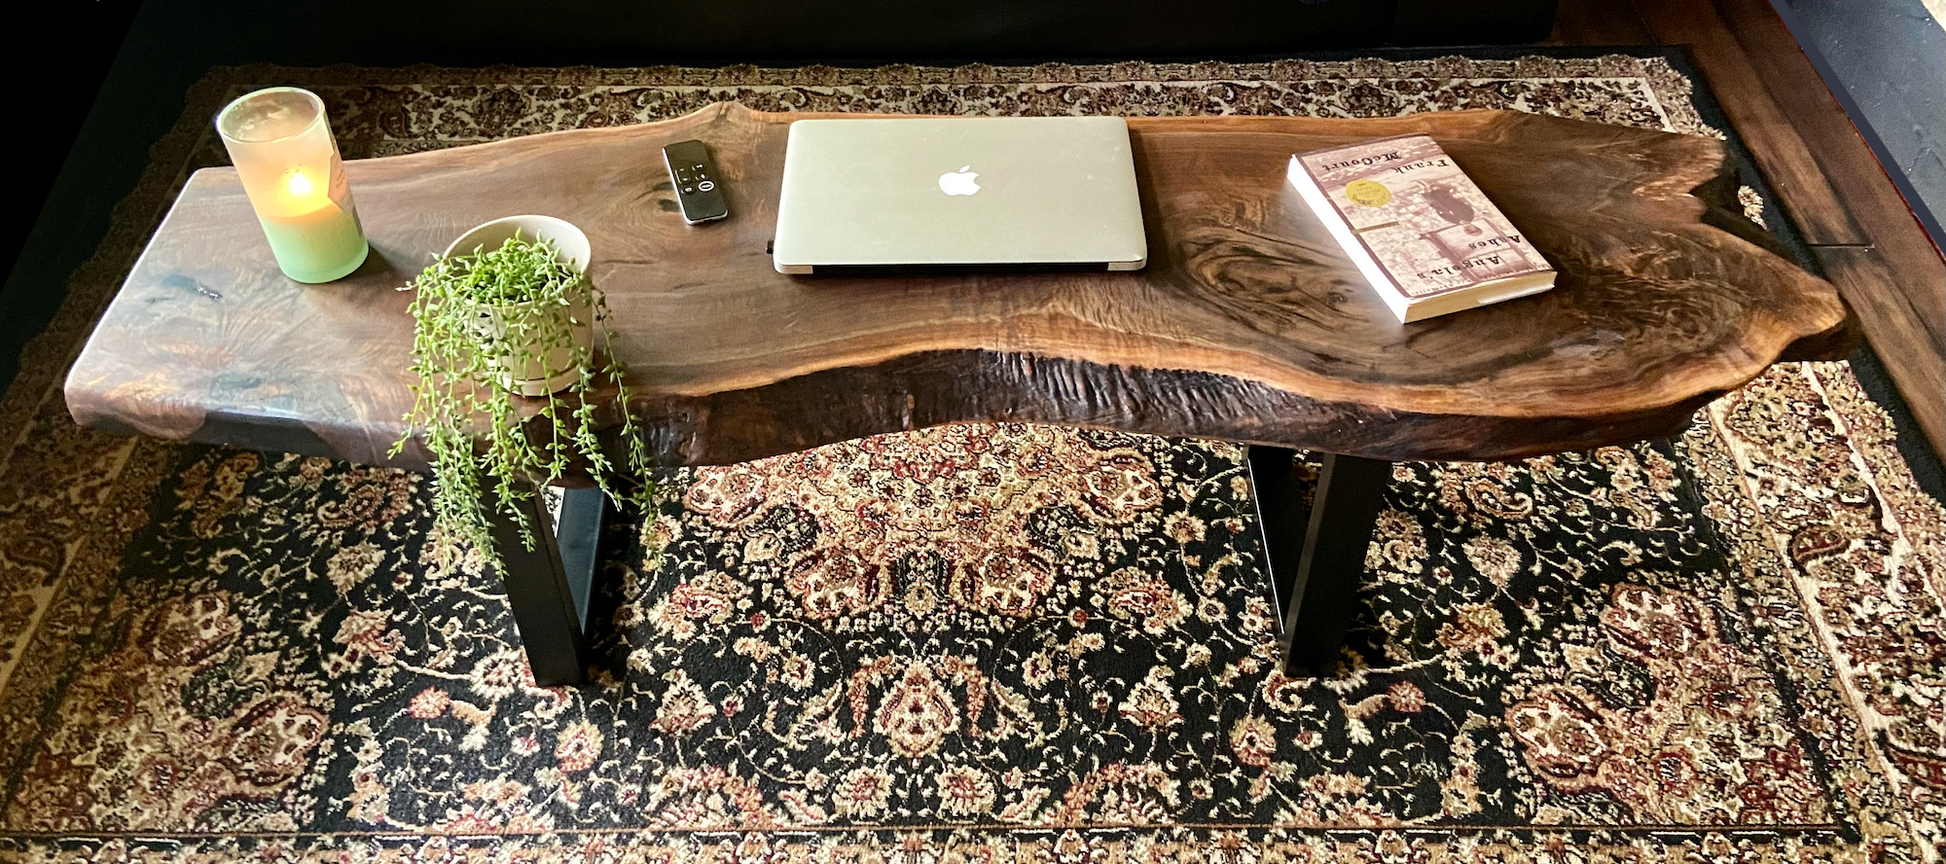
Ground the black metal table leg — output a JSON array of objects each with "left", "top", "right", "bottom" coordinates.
[
  {"left": 487, "top": 484, "right": 608, "bottom": 686},
  {"left": 1246, "top": 447, "right": 1392, "bottom": 677}
]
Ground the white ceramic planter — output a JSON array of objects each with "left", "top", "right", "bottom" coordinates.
[{"left": 442, "top": 215, "right": 595, "bottom": 397}]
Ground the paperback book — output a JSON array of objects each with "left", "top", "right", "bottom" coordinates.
[{"left": 1288, "top": 134, "right": 1554, "bottom": 323}]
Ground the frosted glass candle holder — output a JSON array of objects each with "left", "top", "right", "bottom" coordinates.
[{"left": 216, "top": 87, "right": 369, "bottom": 283}]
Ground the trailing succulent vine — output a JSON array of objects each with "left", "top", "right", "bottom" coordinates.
[{"left": 392, "top": 232, "right": 651, "bottom": 567}]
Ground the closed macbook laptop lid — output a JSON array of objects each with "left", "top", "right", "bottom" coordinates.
[{"left": 772, "top": 116, "right": 1147, "bottom": 273}]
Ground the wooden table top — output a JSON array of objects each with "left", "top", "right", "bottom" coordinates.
[{"left": 63, "top": 103, "right": 1852, "bottom": 468}]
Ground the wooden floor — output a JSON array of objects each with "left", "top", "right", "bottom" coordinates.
[{"left": 1550, "top": 0, "right": 1946, "bottom": 461}]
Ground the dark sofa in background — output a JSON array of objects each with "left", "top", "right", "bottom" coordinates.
[{"left": 172, "top": 0, "right": 1559, "bottom": 66}]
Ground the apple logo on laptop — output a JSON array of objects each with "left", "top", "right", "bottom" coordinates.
[{"left": 938, "top": 165, "right": 981, "bottom": 196}]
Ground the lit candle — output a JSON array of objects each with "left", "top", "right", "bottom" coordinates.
[{"left": 216, "top": 87, "right": 369, "bottom": 283}]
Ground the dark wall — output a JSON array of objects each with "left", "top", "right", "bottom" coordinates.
[{"left": 2, "top": 0, "right": 141, "bottom": 325}]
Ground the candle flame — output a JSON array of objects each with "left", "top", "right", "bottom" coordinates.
[{"left": 285, "top": 169, "right": 315, "bottom": 197}]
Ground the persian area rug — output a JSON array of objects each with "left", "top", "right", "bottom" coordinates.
[{"left": 1, "top": 54, "right": 1943, "bottom": 862}]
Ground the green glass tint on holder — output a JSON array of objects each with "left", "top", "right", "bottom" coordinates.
[{"left": 216, "top": 87, "right": 369, "bottom": 283}]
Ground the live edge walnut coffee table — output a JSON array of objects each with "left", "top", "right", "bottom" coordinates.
[{"left": 64, "top": 103, "right": 1852, "bottom": 686}]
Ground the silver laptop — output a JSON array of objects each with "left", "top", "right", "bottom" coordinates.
[{"left": 772, "top": 116, "right": 1147, "bottom": 274}]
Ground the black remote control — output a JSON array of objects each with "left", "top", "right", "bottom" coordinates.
[{"left": 662, "top": 140, "right": 728, "bottom": 224}]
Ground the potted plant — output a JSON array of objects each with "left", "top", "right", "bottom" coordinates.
[{"left": 392, "top": 214, "right": 651, "bottom": 564}]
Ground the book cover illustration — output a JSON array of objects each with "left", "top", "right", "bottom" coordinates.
[{"left": 1296, "top": 135, "right": 1549, "bottom": 299}]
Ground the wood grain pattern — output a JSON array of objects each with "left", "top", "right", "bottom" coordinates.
[
  {"left": 1631, "top": 0, "right": 1871, "bottom": 247},
  {"left": 1703, "top": 0, "right": 1946, "bottom": 458},
  {"left": 64, "top": 103, "right": 1852, "bottom": 468},
  {"left": 1625, "top": 0, "right": 1943, "bottom": 458}
]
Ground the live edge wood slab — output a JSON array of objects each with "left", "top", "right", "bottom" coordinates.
[{"left": 65, "top": 103, "right": 1853, "bottom": 469}]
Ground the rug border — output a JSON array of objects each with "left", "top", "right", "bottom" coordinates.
[{"left": 0, "top": 54, "right": 1929, "bottom": 857}]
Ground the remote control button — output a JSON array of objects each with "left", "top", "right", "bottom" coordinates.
[
  {"left": 697, "top": 180, "right": 715, "bottom": 192},
  {"left": 683, "top": 186, "right": 694, "bottom": 194}
]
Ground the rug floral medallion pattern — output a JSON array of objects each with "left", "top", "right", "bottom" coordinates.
[{"left": 0, "top": 55, "right": 1941, "bottom": 861}]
